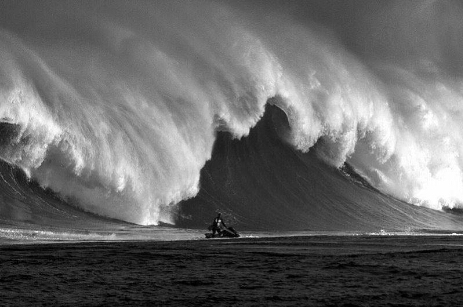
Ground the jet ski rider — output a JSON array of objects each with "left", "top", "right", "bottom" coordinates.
[{"left": 211, "top": 213, "right": 227, "bottom": 236}]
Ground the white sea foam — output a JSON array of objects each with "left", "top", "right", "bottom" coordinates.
[{"left": 0, "top": 1, "right": 463, "bottom": 224}]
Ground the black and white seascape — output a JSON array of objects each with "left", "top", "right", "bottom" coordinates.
[{"left": 1, "top": 1, "right": 463, "bottom": 306}]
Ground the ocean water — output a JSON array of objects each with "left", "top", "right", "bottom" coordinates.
[{"left": 1, "top": 0, "right": 463, "bottom": 243}]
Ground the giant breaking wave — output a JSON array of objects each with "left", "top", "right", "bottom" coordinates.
[{"left": 1, "top": 0, "right": 463, "bottom": 228}]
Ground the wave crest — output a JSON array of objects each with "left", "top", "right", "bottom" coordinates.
[{"left": 0, "top": 0, "right": 463, "bottom": 224}]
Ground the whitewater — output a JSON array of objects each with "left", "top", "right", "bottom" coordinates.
[{"left": 1, "top": 0, "right": 463, "bottom": 241}]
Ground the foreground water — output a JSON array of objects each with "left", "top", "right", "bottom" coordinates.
[{"left": 1, "top": 235, "right": 463, "bottom": 306}]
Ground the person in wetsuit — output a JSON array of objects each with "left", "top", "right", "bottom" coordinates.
[{"left": 211, "top": 213, "right": 227, "bottom": 236}]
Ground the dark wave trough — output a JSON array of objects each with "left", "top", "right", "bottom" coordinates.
[{"left": 178, "top": 105, "right": 463, "bottom": 232}]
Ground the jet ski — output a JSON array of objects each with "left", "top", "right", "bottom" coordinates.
[{"left": 205, "top": 226, "right": 240, "bottom": 238}]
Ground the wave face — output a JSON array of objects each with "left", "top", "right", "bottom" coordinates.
[
  {"left": 178, "top": 105, "right": 463, "bottom": 231},
  {"left": 1, "top": 0, "right": 463, "bottom": 230}
]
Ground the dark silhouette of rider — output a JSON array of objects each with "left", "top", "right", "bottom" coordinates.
[{"left": 211, "top": 213, "right": 227, "bottom": 236}]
